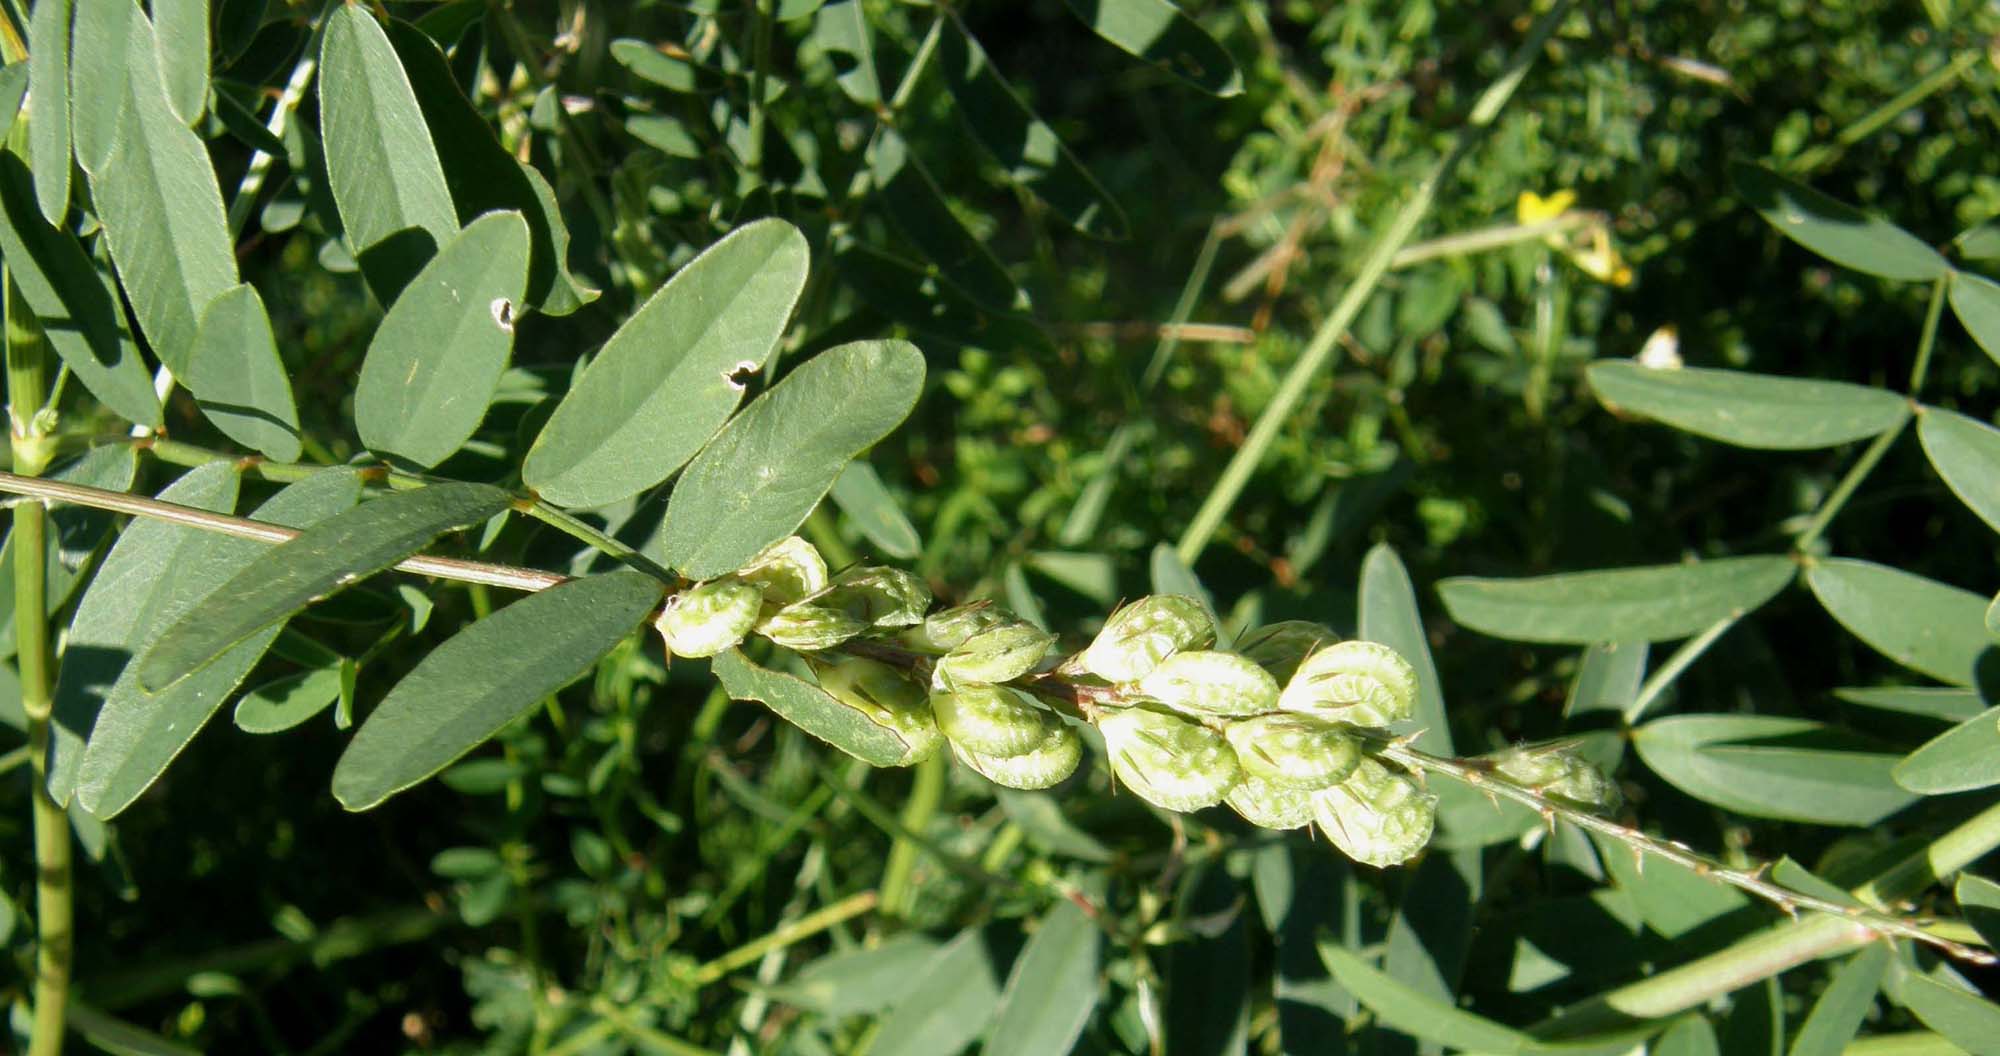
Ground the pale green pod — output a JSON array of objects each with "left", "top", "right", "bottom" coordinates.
[
  {"left": 907, "top": 601, "right": 1011, "bottom": 652},
  {"left": 1079, "top": 595, "right": 1216, "bottom": 683},
  {"left": 1223, "top": 714, "right": 1361, "bottom": 790},
  {"left": 1099, "top": 707, "right": 1241, "bottom": 813},
  {"left": 731, "top": 536, "right": 828, "bottom": 607},
  {"left": 815, "top": 656, "right": 942, "bottom": 765},
  {"left": 655, "top": 579, "right": 764, "bottom": 658},
  {"left": 815, "top": 566, "right": 932, "bottom": 627},
  {"left": 1237, "top": 620, "right": 1338, "bottom": 684},
  {"left": 1136, "top": 649, "right": 1280, "bottom": 717},
  {"left": 1279, "top": 640, "right": 1419, "bottom": 728},
  {"left": 953, "top": 722, "right": 1082, "bottom": 790},
  {"left": 1311, "top": 759, "right": 1437, "bottom": 868},
  {"left": 756, "top": 602, "right": 866, "bottom": 651},
  {"left": 1226, "top": 773, "right": 1315, "bottom": 830},
  {"left": 1491, "top": 743, "right": 1621, "bottom": 814},
  {"left": 934, "top": 621, "right": 1055, "bottom": 688},
  {"left": 930, "top": 683, "right": 1052, "bottom": 758}
]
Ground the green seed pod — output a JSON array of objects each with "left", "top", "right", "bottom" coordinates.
[
  {"left": 1223, "top": 714, "right": 1361, "bottom": 790},
  {"left": 1279, "top": 640, "right": 1419, "bottom": 728},
  {"left": 1490, "top": 743, "right": 1622, "bottom": 814},
  {"left": 934, "top": 621, "right": 1055, "bottom": 688},
  {"left": 907, "top": 601, "right": 1011, "bottom": 652},
  {"left": 1080, "top": 595, "right": 1216, "bottom": 683},
  {"left": 811, "top": 566, "right": 932, "bottom": 628},
  {"left": 1226, "top": 773, "right": 1315, "bottom": 830},
  {"left": 731, "top": 536, "right": 828, "bottom": 607},
  {"left": 1099, "top": 707, "right": 1242, "bottom": 813},
  {"left": 1237, "top": 620, "right": 1338, "bottom": 685},
  {"left": 1136, "top": 649, "right": 1281, "bottom": 718},
  {"left": 814, "top": 657, "right": 942, "bottom": 765},
  {"left": 756, "top": 602, "right": 867, "bottom": 651},
  {"left": 655, "top": 579, "right": 764, "bottom": 658},
  {"left": 953, "top": 723, "right": 1082, "bottom": 790},
  {"left": 1311, "top": 759, "right": 1437, "bottom": 868},
  {"left": 931, "top": 683, "right": 1053, "bottom": 758}
]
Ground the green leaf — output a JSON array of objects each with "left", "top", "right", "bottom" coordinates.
[
  {"left": 0, "top": 153, "right": 161, "bottom": 425},
  {"left": 1806, "top": 559, "right": 1989, "bottom": 686},
  {"left": 763, "top": 934, "right": 941, "bottom": 1016},
  {"left": 0, "top": 59, "right": 25, "bottom": 144},
  {"left": 189, "top": 284, "right": 302, "bottom": 462},
  {"left": 1886, "top": 959, "right": 2000, "bottom": 1056},
  {"left": 1654, "top": 1017, "right": 1719, "bottom": 1056},
  {"left": 152, "top": 0, "right": 210, "bottom": 124},
  {"left": 1787, "top": 945, "right": 1888, "bottom": 1056},
  {"left": 356, "top": 211, "right": 529, "bottom": 468},
  {"left": 524, "top": 218, "right": 810, "bottom": 508},
  {"left": 1360, "top": 542, "right": 1453, "bottom": 754},
  {"left": 868, "top": 128, "right": 1021, "bottom": 310},
  {"left": 1834, "top": 686, "right": 1986, "bottom": 723},
  {"left": 27, "top": 0, "right": 73, "bottom": 222},
  {"left": 318, "top": 4, "right": 459, "bottom": 299},
  {"left": 1947, "top": 271, "right": 2000, "bottom": 370},
  {"left": 935, "top": 17, "right": 1128, "bottom": 239},
  {"left": 1731, "top": 162, "right": 1947, "bottom": 282},
  {"left": 1061, "top": 0, "right": 1243, "bottom": 96},
  {"left": 1893, "top": 705, "right": 2000, "bottom": 794},
  {"left": 330, "top": 571, "right": 663, "bottom": 810},
  {"left": 1587, "top": 362, "right": 1909, "bottom": 450},
  {"left": 89, "top": 9, "right": 238, "bottom": 373},
  {"left": 76, "top": 470, "right": 366, "bottom": 818},
  {"left": 233, "top": 666, "right": 344, "bottom": 735},
  {"left": 657, "top": 340, "right": 925, "bottom": 579},
  {"left": 828, "top": 460, "right": 921, "bottom": 560},
  {"left": 1918, "top": 406, "right": 2000, "bottom": 534},
  {"left": 137, "top": 482, "right": 515, "bottom": 691},
  {"left": 811, "top": 0, "right": 879, "bottom": 107},
  {"left": 0, "top": 445, "right": 142, "bottom": 659},
  {"left": 710, "top": 648, "right": 912, "bottom": 766},
  {"left": 1956, "top": 874, "right": 2000, "bottom": 952},
  {"left": 868, "top": 926, "right": 1006, "bottom": 1056},
  {"left": 1438, "top": 556, "right": 1795, "bottom": 644},
  {"left": 834, "top": 241, "right": 1051, "bottom": 353},
  {"left": 1632, "top": 714, "right": 1917, "bottom": 826},
  {"left": 1593, "top": 830, "right": 1749, "bottom": 939},
  {"left": 985, "top": 900, "right": 1099, "bottom": 1056},
  {"left": 1317, "top": 940, "right": 1531, "bottom": 1053},
  {"left": 1149, "top": 541, "right": 1220, "bottom": 641},
  {"left": 69, "top": 0, "right": 137, "bottom": 174}
]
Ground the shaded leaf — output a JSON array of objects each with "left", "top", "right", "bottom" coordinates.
[
  {"left": 1588, "top": 362, "right": 1908, "bottom": 450},
  {"left": 1806, "top": 559, "right": 1989, "bottom": 686},
  {"left": 1360, "top": 542, "right": 1452, "bottom": 754},
  {"left": 1318, "top": 940, "right": 1530, "bottom": 1053},
  {"left": 1732, "top": 162, "right": 1947, "bottom": 282},
  {"left": 869, "top": 127, "right": 1021, "bottom": 309},
  {"left": 153, "top": 0, "right": 210, "bottom": 124},
  {"left": 1787, "top": 945, "right": 1888, "bottom": 1056},
  {"left": 834, "top": 241, "right": 1050, "bottom": 353},
  {"left": 233, "top": 666, "right": 344, "bottom": 734},
  {"left": 1893, "top": 705, "right": 2000, "bottom": 794},
  {"left": 331, "top": 571, "right": 663, "bottom": 810},
  {"left": 985, "top": 900, "right": 1099, "bottom": 1056},
  {"left": 189, "top": 284, "right": 302, "bottom": 461},
  {"left": 869, "top": 926, "right": 1006, "bottom": 1056},
  {"left": 525, "top": 218, "right": 809, "bottom": 508},
  {"left": 1834, "top": 686, "right": 1986, "bottom": 723},
  {"left": 710, "top": 648, "right": 911, "bottom": 766},
  {"left": 763, "top": 934, "right": 941, "bottom": 1016},
  {"left": 829, "top": 460, "right": 921, "bottom": 560},
  {"left": 1632, "top": 714, "right": 1916, "bottom": 825},
  {"left": 811, "top": 0, "right": 879, "bottom": 107},
  {"left": 1164, "top": 867, "right": 1250, "bottom": 1056},
  {"left": 1948, "top": 271, "right": 2000, "bottom": 370},
  {"left": 1439, "top": 556, "right": 1795, "bottom": 644},
  {"left": 1956, "top": 874, "right": 2000, "bottom": 953},
  {"left": 657, "top": 340, "right": 925, "bottom": 579},
  {"left": 1885, "top": 960, "right": 2000, "bottom": 1056},
  {"left": 27, "top": 0, "right": 73, "bottom": 222},
  {"left": 1654, "top": 1017, "right": 1719, "bottom": 1056},
  {"left": 1918, "top": 406, "right": 2000, "bottom": 535},
  {"left": 1062, "top": 0, "right": 1242, "bottom": 96}
]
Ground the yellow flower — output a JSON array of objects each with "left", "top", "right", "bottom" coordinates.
[
  {"left": 1570, "top": 227, "right": 1634, "bottom": 287},
  {"left": 1516, "top": 189, "right": 1576, "bottom": 225}
]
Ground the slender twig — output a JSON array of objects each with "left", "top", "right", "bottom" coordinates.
[
  {"left": 686, "top": 889, "right": 879, "bottom": 986},
  {"left": 1389, "top": 214, "right": 1598, "bottom": 269},
  {"left": 1623, "top": 614, "right": 1739, "bottom": 724}
]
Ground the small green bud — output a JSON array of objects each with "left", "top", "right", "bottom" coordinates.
[
  {"left": 1226, "top": 773, "right": 1315, "bottom": 830},
  {"left": 1237, "top": 620, "right": 1338, "bottom": 684},
  {"left": 757, "top": 602, "right": 867, "bottom": 651},
  {"left": 656, "top": 579, "right": 763, "bottom": 658},
  {"left": 1080, "top": 595, "right": 1216, "bottom": 683},
  {"left": 931, "top": 683, "right": 1054, "bottom": 758},
  {"left": 934, "top": 621, "right": 1055, "bottom": 688},
  {"left": 953, "top": 723, "right": 1082, "bottom": 790},
  {"left": 815, "top": 566, "right": 932, "bottom": 628},
  {"left": 907, "top": 601, "right": 1011, "bottom": 652},
  {"left": 1099, "top": 707, "right": 1241, "bottom": 813},
  {"left": 1312, "top": 759, "right": 1437, "bottom": 868},
  {"left": 731, "top": 536, "right": 828, "bottom": 607},
  {"left": 815, "top": 657, "right": 941, "bottom": 765},
  {"left": 1279, "top": 640, "right": 1419, "bottom": 728},
  {"left": 1136, "top": 650, "right": 1281, "bottom": 717},
  {"left": 1490, "top": 742, "right": 1621, "bottom": 814},
  {"left": 1223, "top": 714, "right": 1361, "bottom": 790}
]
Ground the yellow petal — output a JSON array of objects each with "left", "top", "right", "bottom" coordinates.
[{"left": 1516, "top": 189, "right": 1576, "bottom": 225}]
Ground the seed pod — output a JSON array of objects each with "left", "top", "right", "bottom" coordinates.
[
  {"left": 1490, "top": 742, "right": 1621, "bottom": 814},
  {"left": 1279, "top": 640, "right": 1418, "bottom": 728},
  {"left": 1311, "top": 759, "right": 1437, "bottom": 867},
  {"left": 953, "top": 723, "right": 1082, "bottom": 790},
  {"left": 907, "top": 601, "right": 1011, "bottom": 653},
  {"left": 756, "top": 602, "right": 866, "bottom": 651},
  {"left": 731, "top": 536, "right": 828, "bottom": 607},
  {"left": 655, "top": 579, "right": 763, "bottom": 658},
  {"left": 814, "top": 657, "right": 942, "bottom": 765},
  {"left": 815, "top": 566, "right": 932, "bottom": 628},
  {"left": 1223, "top": 714, "right": 1361, "bottom": 790},
  {"left": 1137, "top": 650, "right": 1281, "bottom": 718},
  {"left": 1226, "top": 773, "right": 1315, "bottom": 830},
  {"left": 931, "top": 683, "right": 1053, "bottom": 758},
  {"left": 934, "top": 620, "right": 1055, "bottom": 688},
  {"left": 1080, "top": 595, "right": 1216, "bottom": 683},
  {"left": 1099, "top": 707, "right": 1241, "bottom": 813},
  {"left": 1237, "top": 620, "right": 1338, "bottom": 685}
]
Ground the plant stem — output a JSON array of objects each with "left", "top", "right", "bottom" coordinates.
[
  {"left": 745, "top": 0, "right": 773, "bottom": 182},
  {"left": 687, "top": 889, "right": 879, "bottom": 986},
  {"left": 1388, "top": 214, "right": 1596, "bottom": 269},
  {"left": 1791, "top": 413, "right": 1909, "bottom": 554},
  {"left": 522, "top": 500, "right": 677, "bottom": 583},
  {"left": 1787, "top": 51, "right": 1983, "bottom": 174},
  {"left": 1174, "top": 0, "right": 1572, "bottom": 565},
  {"left": 1622, "top": 614, "right": 1738, "bottom": 724},
  {"left": 1906, "top": 273, "right": 1948, "bottom": 396},
  {"left": 880, "top": 750, "right": 945, "bottom": 919}
]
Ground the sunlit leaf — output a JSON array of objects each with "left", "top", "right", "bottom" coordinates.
[
  {"left": 1806, "top": 559, "right": 1989, "bottom": 686},
  {"left": 69, "top": 0, "right": 138, "bottom": 174},
  {"left": 1893, "top": 705, "right": 2000, "bottom": 794},
  {"left": 1957, "top": 874, "right": 2000, "bottom": 953},
  {"left": 710, "top": 648, "right": 911, "bottom": 767},
  {"left": 868, "top": 926, "right": 1006, "bottom": 1056},
  {"left": 811, "top": 0, "right": 879, "bottom": 107},
  {"left": 1787, "top": 945, "right": 1888, "bottom": 1056},
  {"left": 233, "top": 666, "right": 344, "bottom": 735},
  {"left": 1360, "top": 542, "right": 1452, "bottom": 754},
  {"left": 1061, "top": 0, "right": 1243, "bottom": 96},
  {"left": 1885, "top": 958, "right": 2000, "bottom": 1055},
  {"left": 153, "top": 0, "right": 210, "bottom": 124},
  {"left": 828, "top": 460, "right": 921, "bottom": 560},
  {"left": 1439, "top": 556, "right": 1795, "bottom": 644},
  {"left": 27, "top": 0, "right": 73, "bottom": 222},
  {"left": 985, "top": 900, "right": 1099, "bottom": 1056},
  {"left": 1632, "top": 714, "right": 1916, "bottom": 825},
  {"left": 1587, "top": 362, "right": 1908, "bottom": 450},
  {"left": 1917, "top": 406, "right": 2000, "bottom": 535},
  {"left": 189, "top": 284, "right": 302, "bottom": 462},
  {"left": 1732, "top": 162, "right": 1947, "bottom": 282},
  {"left": 1948, "top": 271, "right": 2000, "bottom": 370}
]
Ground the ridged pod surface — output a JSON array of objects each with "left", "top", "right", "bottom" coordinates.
[
  {"left": 931, "top": 683, "right": 1054, "bottom": 757},
  {"left": 952, "top": 723, "right": 1082, "bottom": 790},
  {"left": 1099, "top": 707, "right": 1241, "bottom": 812},
  {"left": 934, "top": 621, "right": 1055, "bottom": 688},
  {"left": 1311, "top": 758, "right": 1437, "bottom": 867},
  {"left": 1227, "top": 772, "right": 1316, "bottom": 829},
  {"left": 1280, "top": 640, "right": 1418, "bottom": 727},
  {"left": 1491, "top": 743, "right": 1621, "bottom": 813},
  {"left": 731, "top": 536, "right": 827, "bottom": 608},
  {"left": 757, "top": 602, "right": 866, "bottom": 651},
  {"left": 815, "top": 656, "right": 942, "bottom": 765},
  {"left": 1079, "top": 595, "right": 1215, "bottom": 683},
  {"left": 814, "top": 566, "right": 932, "bottom": 627},
  {"left": 1136, "top": 649, "right": 1280, "bottom": 717},
  {"left": 656, "top": 579, "right": 762, "bottom": 658},
  {"left": 1237, "top": 620, "right": 1338, "bottom": 685},
  {"left": 1224, "top": 714, "right": 1361, "bottom": 790}
]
